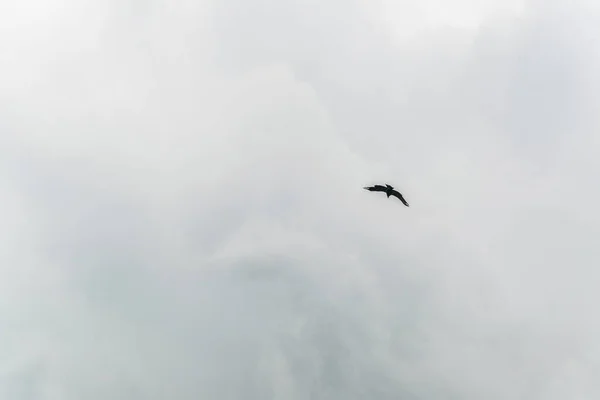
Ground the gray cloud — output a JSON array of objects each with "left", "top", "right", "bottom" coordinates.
[{"left": 1, "top": 0, "right": 600, "bottom": 398}]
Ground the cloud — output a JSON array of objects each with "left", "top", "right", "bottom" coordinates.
[{"left": 2, "top": 0, "right": 600, "bottom": 398}]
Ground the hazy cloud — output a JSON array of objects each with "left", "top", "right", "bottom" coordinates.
[{"left": 2, "top": 0, "right": 600, "bottom": 398}]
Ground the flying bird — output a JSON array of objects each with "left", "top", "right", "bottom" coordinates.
[{"left": 363, "top": 183, "right": 409, "bottom": 207}]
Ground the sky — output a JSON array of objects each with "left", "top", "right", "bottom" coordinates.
[{"left": 1, "top": 0, "right": 600, "bottom": 398}]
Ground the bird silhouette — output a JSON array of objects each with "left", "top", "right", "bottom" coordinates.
[{"left": 363, "top": 183, "right": 409, "bottom": 207}]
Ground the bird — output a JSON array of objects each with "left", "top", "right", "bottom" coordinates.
[{"left": 363, "top": 183, "right": 409, "bottom": 207}]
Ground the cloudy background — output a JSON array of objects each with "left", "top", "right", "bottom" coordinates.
[{"left": 2, "top": 0, "right": 600, "bottom": 398}]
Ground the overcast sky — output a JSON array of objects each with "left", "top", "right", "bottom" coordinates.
[{"left": 2, "top": 0, "right": 600, "bottom": 398}]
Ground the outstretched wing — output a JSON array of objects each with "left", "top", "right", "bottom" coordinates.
[
  {"left": 390, "top": 190, "right": 409, "bottom": 207},
  {"left": 363, "top": 185, "right": 387, "bottom": 192}
]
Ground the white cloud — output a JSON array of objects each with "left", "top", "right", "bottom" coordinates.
[{"left": 2, "top": 0, "right": 600, "bottom": 398}]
